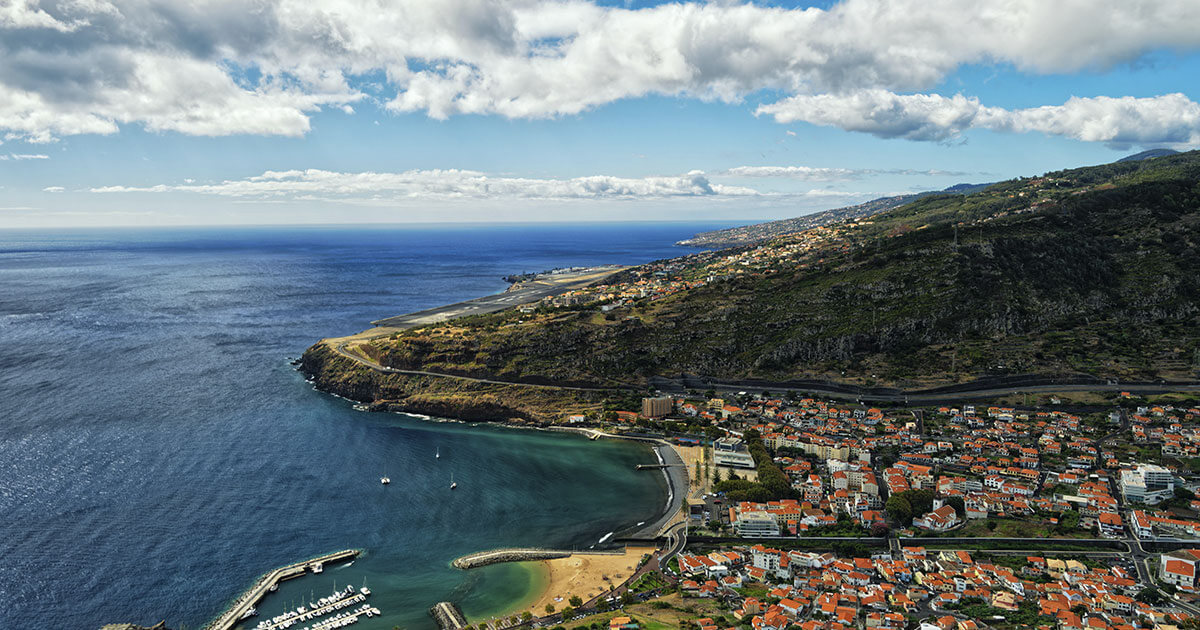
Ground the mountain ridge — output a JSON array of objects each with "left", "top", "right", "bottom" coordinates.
[{"left": 303, "top": 149, "right": 1200, "bottom": 420}]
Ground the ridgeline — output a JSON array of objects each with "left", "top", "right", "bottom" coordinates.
[{"left": 303, "top": 151, "right": 1200, "bottom": 421}]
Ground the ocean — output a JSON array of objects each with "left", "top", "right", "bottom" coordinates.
[{"left": 0, "top": 223, "right": 731, "bottom": 630}]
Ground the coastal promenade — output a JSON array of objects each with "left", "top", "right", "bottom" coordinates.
[
  {"left": 546, "top": 426, "right": 688, "bottom": 540},
  {"left": 203, "top": 549, "right": 359, "bottom": 630}
]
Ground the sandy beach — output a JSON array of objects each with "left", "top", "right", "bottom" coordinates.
[
  {"left": 671, "top": 444, "right": 710, "bottom": 500},
  {"left": 519, "top": 546, "right": 657, "bottom": 616}
]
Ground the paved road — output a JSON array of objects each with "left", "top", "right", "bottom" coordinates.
[
  {"left": 330, "top": 354, "right": 612, "bottom": 392},
  {"left": 619, "top": 441, "right": 689, "bottom": 540},
  {"left": 647, "top": 375, "right": 1200, "bottom": 404}
]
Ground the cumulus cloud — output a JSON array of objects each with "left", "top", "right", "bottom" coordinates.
[
  {"left": 0, "top": 0, "right": 1198, "bottom": 142},
  {"left": 90, "top": 168, "right": 760, "bottom": 200},
  {"left": 758, "top": 90, "right": 1200, "bottom": 146},
  {"left": 42, "top": 185, "right": 64, "bottom": 192}
]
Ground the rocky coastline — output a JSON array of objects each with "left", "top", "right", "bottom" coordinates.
[{"left": 299, "top": 343, "right": 600, "bottom": 424}]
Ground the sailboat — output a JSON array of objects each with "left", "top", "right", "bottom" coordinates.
[{"left": 450, "top": 472, "right": 457, "bottom": 490}]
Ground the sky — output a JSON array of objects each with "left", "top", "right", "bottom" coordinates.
[{"left": 2, "top": 0, "right": 1200, "bottom": 228}]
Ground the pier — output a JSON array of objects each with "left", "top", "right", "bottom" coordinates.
[
  {"left": 429, "top": 602, "right": 468, "bottom": 630},
  {"left": 203, "top": 549, "right": 360, "bottom": 630}
]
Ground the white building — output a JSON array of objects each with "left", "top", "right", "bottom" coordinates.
[
  {"left": 714, "top": 437, "right": 757, "bottom": 469},
  {"left": 735, "top": 511, "right": 781, "bottom": 537},
  {"left": 1121, "top": 463, "right": 1175, "bottom": 505}
]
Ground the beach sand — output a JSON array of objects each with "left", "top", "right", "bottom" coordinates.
[
  {"left": 519, "top": 546, "right": 658, "bottom": 616},
  {"left": 671, "top": 444, "right": 710, "bottom": 500}
]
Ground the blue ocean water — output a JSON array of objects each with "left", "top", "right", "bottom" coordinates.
[{"left": 0, "top": 223, "right": 730, "bottom": 630}]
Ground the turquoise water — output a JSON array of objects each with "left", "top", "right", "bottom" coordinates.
[
  {"left": 247, "top": 416, "right": 663, "bottom": 630},
  {"left": 0, "top": 224, "right": 727, "bottom": 630}
]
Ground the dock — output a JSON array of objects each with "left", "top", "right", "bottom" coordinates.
[
  {"left": 203, "top": 549, "right": 360, "bottom": 630},
  {"left": 429, "top": 601, "right": 468, "bottom": 630}
]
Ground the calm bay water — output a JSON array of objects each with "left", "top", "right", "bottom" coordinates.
[{"left": 0, "top": 223, "right": 730, "bottom": 630}]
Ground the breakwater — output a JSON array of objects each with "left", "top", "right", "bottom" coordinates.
[
  {"left": 452, "top": 548, "right": 628, "bottom": 570},
  {"left": 451, "top": 549, "right": 571, "bottom": 569},
  {"left": 429, "top": 602, "right": 468, "bottom": 630},
  {"left": 203, "top": 549, "right": 360, "bottom": 630}
]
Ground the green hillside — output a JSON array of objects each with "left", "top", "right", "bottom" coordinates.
[{"left": 309, "top": 151, "right": 1200, "bottom": 398}]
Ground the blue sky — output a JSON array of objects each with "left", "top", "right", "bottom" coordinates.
[{"left": 2, "top": 0, "right": 1199, "bottom": 227}]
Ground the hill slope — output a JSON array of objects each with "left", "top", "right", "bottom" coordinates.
[
  {"left": 304, "top": 151, "right": 1200, "bottom": 416},
  {"left": 676, "top": 182, "right": 995, "bottom": 248},
  {"left": 1117, "top": 148, "right": 1180, "bottom": 163}
]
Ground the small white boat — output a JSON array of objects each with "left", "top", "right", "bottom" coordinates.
[
  {"left": 436, "top": 446, "right": 440, "bottom": 459},
  {"left": 240, "top": 607, "right": 257, "bottom": 620},
  {"left": 450, "top": 472, "right": 457, "bottom": 490},
  {"left": 311, "top": 562, "right": 324, "bottom": 574},
  {"left": 380, "top": 476, "right": 390, "bottom": 485}
]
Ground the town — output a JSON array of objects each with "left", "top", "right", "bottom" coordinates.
[{"left": 489, "top": 389, "right": 1200, "bottom": 630}]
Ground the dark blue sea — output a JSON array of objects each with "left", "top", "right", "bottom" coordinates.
[{"left": 0, "top": 223, "right": 730, "bottom": 630}]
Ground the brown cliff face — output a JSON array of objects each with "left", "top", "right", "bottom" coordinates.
[{"left": 299, "top": 343, "right": 602, "bottom": 424}]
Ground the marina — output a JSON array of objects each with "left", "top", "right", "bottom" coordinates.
[
  {"left": 203, "top": 549, "right": 361, "bottom": 630},
  {"left": 252, "top": 585, "right": 377, "bottom": 630}
]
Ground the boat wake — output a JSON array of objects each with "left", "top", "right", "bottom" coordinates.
[{"left": 598, "top": 532, "right": 613, "bottom": 544}]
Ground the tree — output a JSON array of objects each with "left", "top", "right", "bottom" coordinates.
[
  {"left": 569, "top": 596, "right": 583, "bottom": 607},
  {"left": 560, "top": 606, "right": 575, "bottom": 619},
  {"left": 522, "top": 611, "right": 534, "bottom": 622},
  {"left": 1136, "top": 587, "right": 1164, "bottom": 605},
  {"left": 885, "top": 494, "right": 913, "bottom": 523},
  {"left": 946, "top": 496, "right": 966, "bottom": 518},
  {"left": 545, "top": 603, "right": 556, "bottom": 614}
]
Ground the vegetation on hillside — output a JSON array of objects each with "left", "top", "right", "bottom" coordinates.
[{"left": 349, "top": 151, "right": 1200, "bottom": 391}]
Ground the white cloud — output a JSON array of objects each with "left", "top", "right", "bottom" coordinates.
[
  {"left": 42, "top": 185, "right": 64, "bottom": 192},
  {"left": 0, "top": 0, "right": 1197, "bottom": 142},
  {"left": 720, "top": 165, "right": 970, "bottom": 179},
  {"left": 90, "top": 168, "right": 761, "bottom": 200},
  {"left": 721, "top": 166, "right": 863, "bottom": 181},
  {"left": 758, "top": 90, "right": 1200, "bottom": 146},
  {"left": 0, "top": 152, "right": 50, "bottom": 160}
]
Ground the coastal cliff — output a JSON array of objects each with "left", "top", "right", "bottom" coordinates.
[
  {"left": 306, "top": 151, "right": 1200, "bottom": 414},
  {"left": 300, "top": 343, "right": 601, "bottom": 423}
]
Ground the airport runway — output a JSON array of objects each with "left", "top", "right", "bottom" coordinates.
[{"left": 370, "top": 265, "right": 625, "bottom": 329}]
